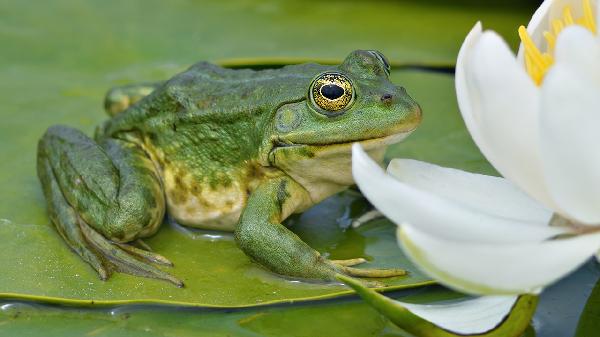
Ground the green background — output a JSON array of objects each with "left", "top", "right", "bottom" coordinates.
[{"left": 1, "top": 0, "right": 599, "bottom": 336}]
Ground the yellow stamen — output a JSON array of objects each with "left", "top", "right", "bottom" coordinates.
[
  {"left": 543, "top": 31, "right": 556, "bottom": 50},
  {"left": 553, "top": 19, "right": 565, "bottom": 35},
  {"left": 519, "top": 0, "right": 597, "bottom": 85},
  {"left": 583, "top": 0, "right": 597, "bottom": 33},
  {"left": 564, "top": 7, "right": 575, "bottom": 25},
  {"left": 519, "top": 26, "right": 550, "bottom": 85}
]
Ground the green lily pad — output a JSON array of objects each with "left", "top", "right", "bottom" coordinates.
[
  {"left": 0, "top": 287, "right": 465, "bottom": 337},
  {"left": 0, "top": 190, "right": 433, "bottom": 307}
]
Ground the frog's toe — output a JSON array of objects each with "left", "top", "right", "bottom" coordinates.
[
  {"left": 330, "top": 258, "right": 367, "bottom": 267},
  {"left": 335, "top": 274, "right": 386, "bottom": 288},
  {"left": 115, "top": 242, "right": 174, "bottom": 266},
  {"left": 329, "top": 257, "right": 407, "bottom": 278},
  {"left": 340, "top": 266, "right": 407, "bottom": 278},
  {"left": 79, "top": 221, "right": 184, "bottom": 287}
]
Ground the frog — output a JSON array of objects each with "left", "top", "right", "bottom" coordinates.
[{"left": 37, "top": 50, "right": 422, "bottom": 287}]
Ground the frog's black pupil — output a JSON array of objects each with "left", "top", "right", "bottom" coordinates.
[{"left": 321, "top": 84, "right": 344, "bottom": 100}]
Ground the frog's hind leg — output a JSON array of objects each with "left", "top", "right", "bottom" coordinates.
[
  {"left": 37, "top": 125, "right": 183, "bottom": 287},
  {"left": 104, "top": 82, "right": 162, "bottom": 116}
]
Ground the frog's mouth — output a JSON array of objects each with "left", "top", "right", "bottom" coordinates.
[{"left": 271, "top": 129, "right": 413, "bottom": 152}]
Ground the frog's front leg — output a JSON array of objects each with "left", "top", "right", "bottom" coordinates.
[
  {"left": 37, "top": 125, "right": 182, "bottom": 286},
  {"left": 235, "top": 176, "right": 406, "bottom": 282}
]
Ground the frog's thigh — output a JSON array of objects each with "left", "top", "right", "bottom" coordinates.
[
  {"left": 37, "top": 126, "right": 181, "bottom": 286},
  {"left": 41, "top": 127, "right": 163, "bottom": 241}
]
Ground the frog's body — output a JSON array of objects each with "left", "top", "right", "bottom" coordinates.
[
  {"left": 37, "top": 51, "right": 421, "bottom": 286},
  {"left": 101, "top": 62, "right": 326, "bottom": 231}
]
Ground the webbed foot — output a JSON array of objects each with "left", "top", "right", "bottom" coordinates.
[{"left": 79, "top": 221, "right": 183, "bottom": 287}]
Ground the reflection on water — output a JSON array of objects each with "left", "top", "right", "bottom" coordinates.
[
  {"left": 289, "top": 190, "right": 372, "bottom": 261},
  {"left": 167, "top": 216, "right": 234, "bottom": 242},
  {"left": 533, "top": 260, "right": 600, "bottom": 337}
]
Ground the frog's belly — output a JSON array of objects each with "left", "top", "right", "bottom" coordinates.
[{"left": 162, "top": 171, "right": 247, "bottom": 232}]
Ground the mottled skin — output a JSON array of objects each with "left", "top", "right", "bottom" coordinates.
[{"left": 37, "top": 50, "right": 422, "bottom": 287}]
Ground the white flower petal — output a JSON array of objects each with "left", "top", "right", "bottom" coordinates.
[
  {"left": 387, "top": 159, "right": 551, "bottom": 224},
  {"left": 398, "top": 223, "right": 600, "bottom": 295},
  {"left": 539, "top": 26, "right": 600, "bottom": 224},
  {"left": 553, "top": 26, "right": 600, "bottom": 80},
  {"left": 457, "top": 28, "right": 556, "bottom": 209},
  {"left": 352, "top": 144, "right": 565, "bottom": 243},
  {"left": 399, "top": 296, "right": 519, "bottom": 335},
  {"left": 456, "top": 22, "right": 485, "bottom": 151}
]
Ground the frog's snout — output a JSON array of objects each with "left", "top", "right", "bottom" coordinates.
[
  {"left": 383, "top": 85, "right": 423, "bottom": 132},
  {"left": 379, "top": 85, "right": 408, "bottom": 104}
]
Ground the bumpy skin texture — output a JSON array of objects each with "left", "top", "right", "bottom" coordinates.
[{"left": 37, "top": 50, "right": 422, "bottom": 286}]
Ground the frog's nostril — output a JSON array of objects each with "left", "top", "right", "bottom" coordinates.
[{"left": 381, "top": 93, "right": 393, "bottom": 103}]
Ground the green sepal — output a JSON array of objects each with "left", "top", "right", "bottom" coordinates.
[{"left": 337, "top": 274, "right": 538, "bottom": 337}]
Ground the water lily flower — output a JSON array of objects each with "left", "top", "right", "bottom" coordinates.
[{"left": 352, "top": 0, "right": 600, "bottom": 296}]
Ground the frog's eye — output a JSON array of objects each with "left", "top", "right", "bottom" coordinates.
[{"left": 309, "top": 72, "right": 355, "bottom": 115}]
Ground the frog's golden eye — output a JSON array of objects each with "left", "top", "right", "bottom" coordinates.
[{"left": 309, "top": 72, "right": 354, "bottom": 115}]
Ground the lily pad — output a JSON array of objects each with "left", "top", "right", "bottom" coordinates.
[
  {"left": 0, "top": 191, "right": 433, "bottom": 307},
  {"left": 0, "top": 287, "right": 465, "bottom": 337}
]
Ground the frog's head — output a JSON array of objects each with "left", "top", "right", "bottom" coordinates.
[{"left": 265, "top": 50, "right": 422, "bottom": 203}]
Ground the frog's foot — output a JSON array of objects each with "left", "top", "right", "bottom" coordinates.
[
  {"left": 329, "top": 258, "right": 406, "bottom": 278},
  {"left": 337, "top": 265, "right": 407, "bottom": 278},
  {"left": 330, "top": 258, "right": 367, "bottom": 267},
  {"left": 78, "top": 221, "right": 183, "bottom": 287},
  {"left": 328, "top": 258, "right": 406, "bottom": 288}
]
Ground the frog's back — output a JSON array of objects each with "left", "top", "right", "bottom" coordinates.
[
  {"left": 102, "top": 62, "right": 329, "bottom": 137},
  {"left": 99, "top": 61, "right": 330, "bottom": 230}
]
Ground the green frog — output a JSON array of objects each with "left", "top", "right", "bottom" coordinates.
[{"left": 37, "top": 50, "right": 422, "bottom": 287}]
